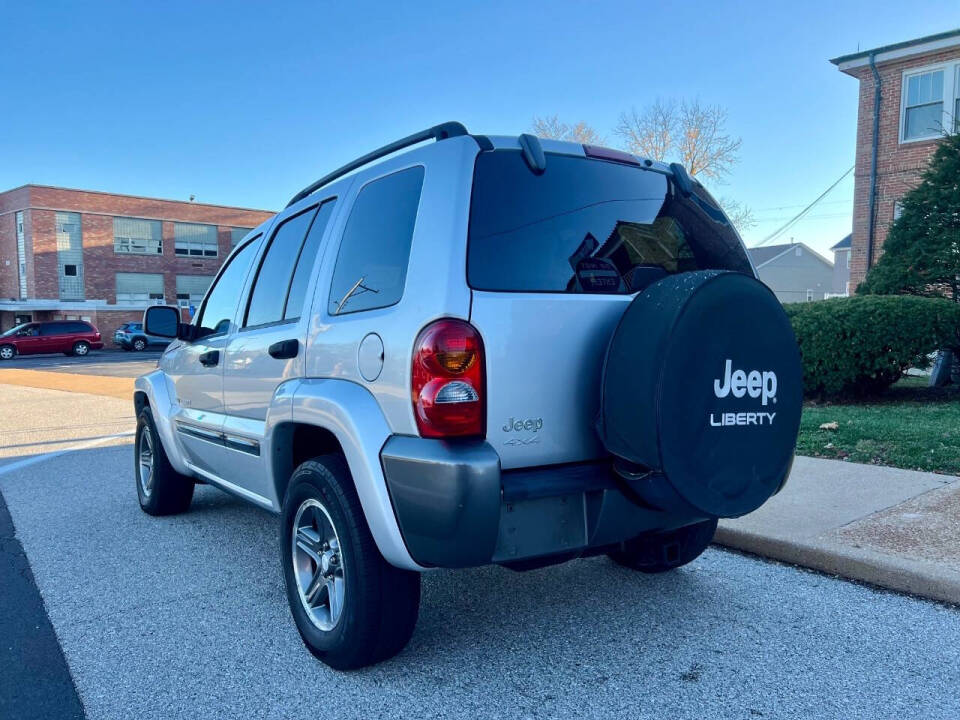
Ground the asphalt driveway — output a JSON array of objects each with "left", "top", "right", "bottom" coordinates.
[{"left": 0, "top": 349, "right": 162, "bottom": 378}]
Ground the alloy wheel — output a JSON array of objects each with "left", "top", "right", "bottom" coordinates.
[
  {"left": 291, "top": 498, "right": 346, "bottom": 631},
  {"left": 138, "top": 429, "right": 154, "bottom": 496}
]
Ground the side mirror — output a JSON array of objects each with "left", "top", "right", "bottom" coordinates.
[{"left": 144, "top": 305, "right": 184, "bottom": 340}]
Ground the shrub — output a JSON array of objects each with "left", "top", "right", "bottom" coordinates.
[{"left": 784, "top": 295, "right": 960, "bottom": 398}]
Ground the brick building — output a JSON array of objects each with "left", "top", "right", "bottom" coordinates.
[
  {"left": 831, "top": 29, "right": 960, "bottom": 291},
  {"left": 0, "top": 185, "right": 273, "bottom": 341}
]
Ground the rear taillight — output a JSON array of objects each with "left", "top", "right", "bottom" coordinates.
[{"left": 411, "top": 319, "right": 485, "bottom": 438}]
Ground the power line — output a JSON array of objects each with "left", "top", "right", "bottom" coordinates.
[{"left": 754, "top": 166, "right": 854, "bottom": 247}]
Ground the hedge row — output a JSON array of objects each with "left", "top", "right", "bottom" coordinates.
[{"left": 783, "top": 295, "right": 960, "bottom": 398}]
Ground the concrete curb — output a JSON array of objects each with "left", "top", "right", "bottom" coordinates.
[{"left": 715, "top": 525, "right": 960, "bottom": 607}]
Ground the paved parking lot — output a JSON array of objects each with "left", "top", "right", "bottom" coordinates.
[
  {"left": 0, "top": 349, "right": 162, "bottom": 378},
  {"left": 2, "top": 382, "right": 960, "bottom": 719}
]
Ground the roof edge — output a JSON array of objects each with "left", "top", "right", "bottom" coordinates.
[
  {"left": 0, "top": 183, "right": 275, "bottom": 215},
  {"left": 830, "top": 29, "right": 960, "bottom": 71}
]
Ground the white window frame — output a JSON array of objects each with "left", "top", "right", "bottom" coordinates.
[
  {"left": 175, "top": 274, "right": 214, "bottom": 307},
  {"left": 174, "top": 222, "right": 219, "bottom": 258},
  {"left": 899, "top": 61, "right": 959, "bottom": 144},
  {"left": 114, "top": 216, "right": 163, "bottom": 255},
  {"left": 116, "top": 272, "right": 165, "bottom": 304}
]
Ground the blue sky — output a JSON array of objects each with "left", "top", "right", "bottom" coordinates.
[{"left": 1, "top": 1, "right": 958, "bottom": 257}]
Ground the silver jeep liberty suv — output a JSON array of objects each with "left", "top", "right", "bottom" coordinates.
[{"left": 135, "top": 122, "right": 803, "bottom": 669}]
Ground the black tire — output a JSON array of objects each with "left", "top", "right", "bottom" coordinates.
[
  {"left": 135, "top": 408, "right": 194, "bottom": 516},
  {"left": 72, "top": 340, "right": 90, "bottom": 357},
  {"left": 608, "top": 518, "right": 718, "bottom": 573},
  {"left": 0, "top": 344, "right": 15, "bottom": 360},
  {"left": 281, "top": 456, "right": 420, "bottom": 670},
  {"left": 132, "top": 337, "right": 147, "bottom": 352}
]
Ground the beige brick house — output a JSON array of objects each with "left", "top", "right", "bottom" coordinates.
[
  {"left": 831, "top": 29, "right": 960, "bottom": 291},
  {"left": 0, "top": 185, "right": 273, "bottom": 341}
]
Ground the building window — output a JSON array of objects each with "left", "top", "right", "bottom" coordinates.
[
  {"left": 894, "top": 201, "right": 904, "bottom": 221},
  {"left": 956, "top": 69, "right": 960, "bottom": 133},
  {"left": 56, "top": 211, "right": 84, "bottom": 300},
  {"left": 15, "top": 211, "right": 26, "bottom": 300},
  {"left": 900, "top": 64, "right": 960, "bottom": 142},
  {"left": 174, "top": 222, "right": 218, "bottom": 257},
  {"left": 114, "top": 217, "right": 162, "bottom": 255},
  {"left": 231, "top": 228, "right": 253, "bottom": 246},
  {"left": 175, "top": 275, "right": 214, "bottom": 307},
  {"left": 806, "top": 289, "right": 814, "bottom": 302},
  {"left": 116, "top": 272, "right": 165, "bottom": 304}
]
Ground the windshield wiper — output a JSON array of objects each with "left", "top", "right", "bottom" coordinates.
[{"left": 335, "top": 276, "right": 379, "bottom": 314}]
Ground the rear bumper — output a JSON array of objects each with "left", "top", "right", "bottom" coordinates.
[{"left": 380, "top": 436, "right": 700, "bottom": 569}]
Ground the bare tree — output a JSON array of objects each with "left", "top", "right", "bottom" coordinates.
[
  {"left": 615, "top": 99, "right": 742, "bottom": 180},
  {"left": 531, "top": 115, "right": 604, "bottom": 145},
  {"left": 717, "top": 197, "right": 757, "bottom": 233}
]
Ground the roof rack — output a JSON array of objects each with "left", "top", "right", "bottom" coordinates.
[{"left": 286, "top": 121, "right": 469, "bottom": 208}]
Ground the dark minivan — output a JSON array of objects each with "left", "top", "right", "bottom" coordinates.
[{"left": 0, "top": 320, "right": 103, "bottom": 359}]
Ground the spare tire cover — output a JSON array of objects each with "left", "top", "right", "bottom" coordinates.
[{"left": 600, "top": 270, "right": 802, "bottom": 518}]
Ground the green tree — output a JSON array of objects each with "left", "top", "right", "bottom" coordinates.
[{"left": 859, "top": 133, "right": 960, "bottom": 301}]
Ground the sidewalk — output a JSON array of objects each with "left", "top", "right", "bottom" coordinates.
[{"left": 716, "top": 456, "right": 960, "bottom": 605}]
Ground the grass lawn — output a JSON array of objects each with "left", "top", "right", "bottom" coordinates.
[{"left": 797, "top": 376, "right": 960, "bottom": 475}]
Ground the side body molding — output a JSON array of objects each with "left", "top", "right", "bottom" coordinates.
[
  {"left": 279, "top": 378, "right": 423, "bottom": 571},
  {"left": 134, "top": 369, "right": 192, "bottom": 476}
]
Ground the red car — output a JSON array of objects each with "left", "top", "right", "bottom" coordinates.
[{"left": 0, "top": 320, "right": 103, "bottom": 359}]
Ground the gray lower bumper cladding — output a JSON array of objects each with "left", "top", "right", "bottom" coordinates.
[{"left": 380, "top": 436, "right": 702, "bottom": 569}]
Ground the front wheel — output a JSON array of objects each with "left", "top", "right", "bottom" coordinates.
[
  {"left": 72, "top": 341, "right": 90, "bottom": 357},
  {"left": 281, "top": 456, "right": 420, "bottom": 670},
  {"left": 608, "top": 518, "right": 718, "bottom": 573},
  {"left": 135, "top": 408, "right": 194, "bottom": 515},
  {"left": 132, "top": 338, "right": 147, "bottom": 351},
  {"left": 0, "top": 345, "right": 14, "bottom": 360}
]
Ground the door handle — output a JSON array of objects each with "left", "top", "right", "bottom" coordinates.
[
  {"left": 199, "top": 350, "right": 220, "bottom": 367},
  {"left": 268, "top": 339, "right": 299, "bottom": 360}
]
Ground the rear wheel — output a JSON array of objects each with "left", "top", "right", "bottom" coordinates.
[
  {"left": 281, "top": 456, "right": 420, "bottom": 669},
  {"left": 135, "top": 408, "right": 194, "bottom": 515},
  {"left": 0, "top": 345, "right": 14, "bottom": 360},
  {"left": 608, "top": 518, "right": 718, "bottom": 573},
  {"left": 132, "top": 338, "right": 147, "bottom": 351},
  {"left": 72, "top": 340, "right": 90, "bottom": 357}
]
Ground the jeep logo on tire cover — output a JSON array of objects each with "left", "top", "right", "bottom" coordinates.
[{"left": 710, "top": 359, "right": 778, "bottom": 427}]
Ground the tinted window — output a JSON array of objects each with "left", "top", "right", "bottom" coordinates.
[
  {"left": 40, "top": 322, "right": 68, "bottom": 335},
  {"left": 284, "top": 200, "right": 336, "bottom": 321},
  {"left": 468, "top": 151, "right": 752, "bottom": 293},
  {"left": 244, "top": 202, "right": 333, "bottom": 327},
  {"left": 328, "top": 167, "right": 424, "bottom": 315},
  {"left": 197, "top": 237, "right": 261, "bottom": 335},
  {"left": 65, "top": 322, "right": 91, "bottom": 333}
]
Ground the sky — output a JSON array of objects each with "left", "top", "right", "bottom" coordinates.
[{"left": 1, "top": 1, "right": 958, "bottom": 259}]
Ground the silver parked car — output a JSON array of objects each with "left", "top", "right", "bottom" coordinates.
[
  {"left": 114, "top": 322, "right": 171, "bottom": 352},
  {"left": 135, "top": 122, "right": 803, "bottom": 669}
]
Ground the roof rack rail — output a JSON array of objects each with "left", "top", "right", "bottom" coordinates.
[{"left": 286, "top": 121, "right": 469, "bottom": 208}]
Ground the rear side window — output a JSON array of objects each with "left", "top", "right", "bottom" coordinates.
[
  {"left": 468, "top": 151, "right": 752, "bottom": 293},
  {"left": 245, "top": 199, "right": 336, "bottom": 327},
  {"left": 284, "top": 201, "right": 336, "bottom": 321},
  {"left": 327, "top": 167, "right": 424, "bottom": 315},
  {"left": 66, "top": 322, "right": 91, "bottom": 333}
]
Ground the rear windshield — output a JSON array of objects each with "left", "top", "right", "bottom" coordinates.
[{"left": 467, "top": 151, "right": 752, "bottom": 293}]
